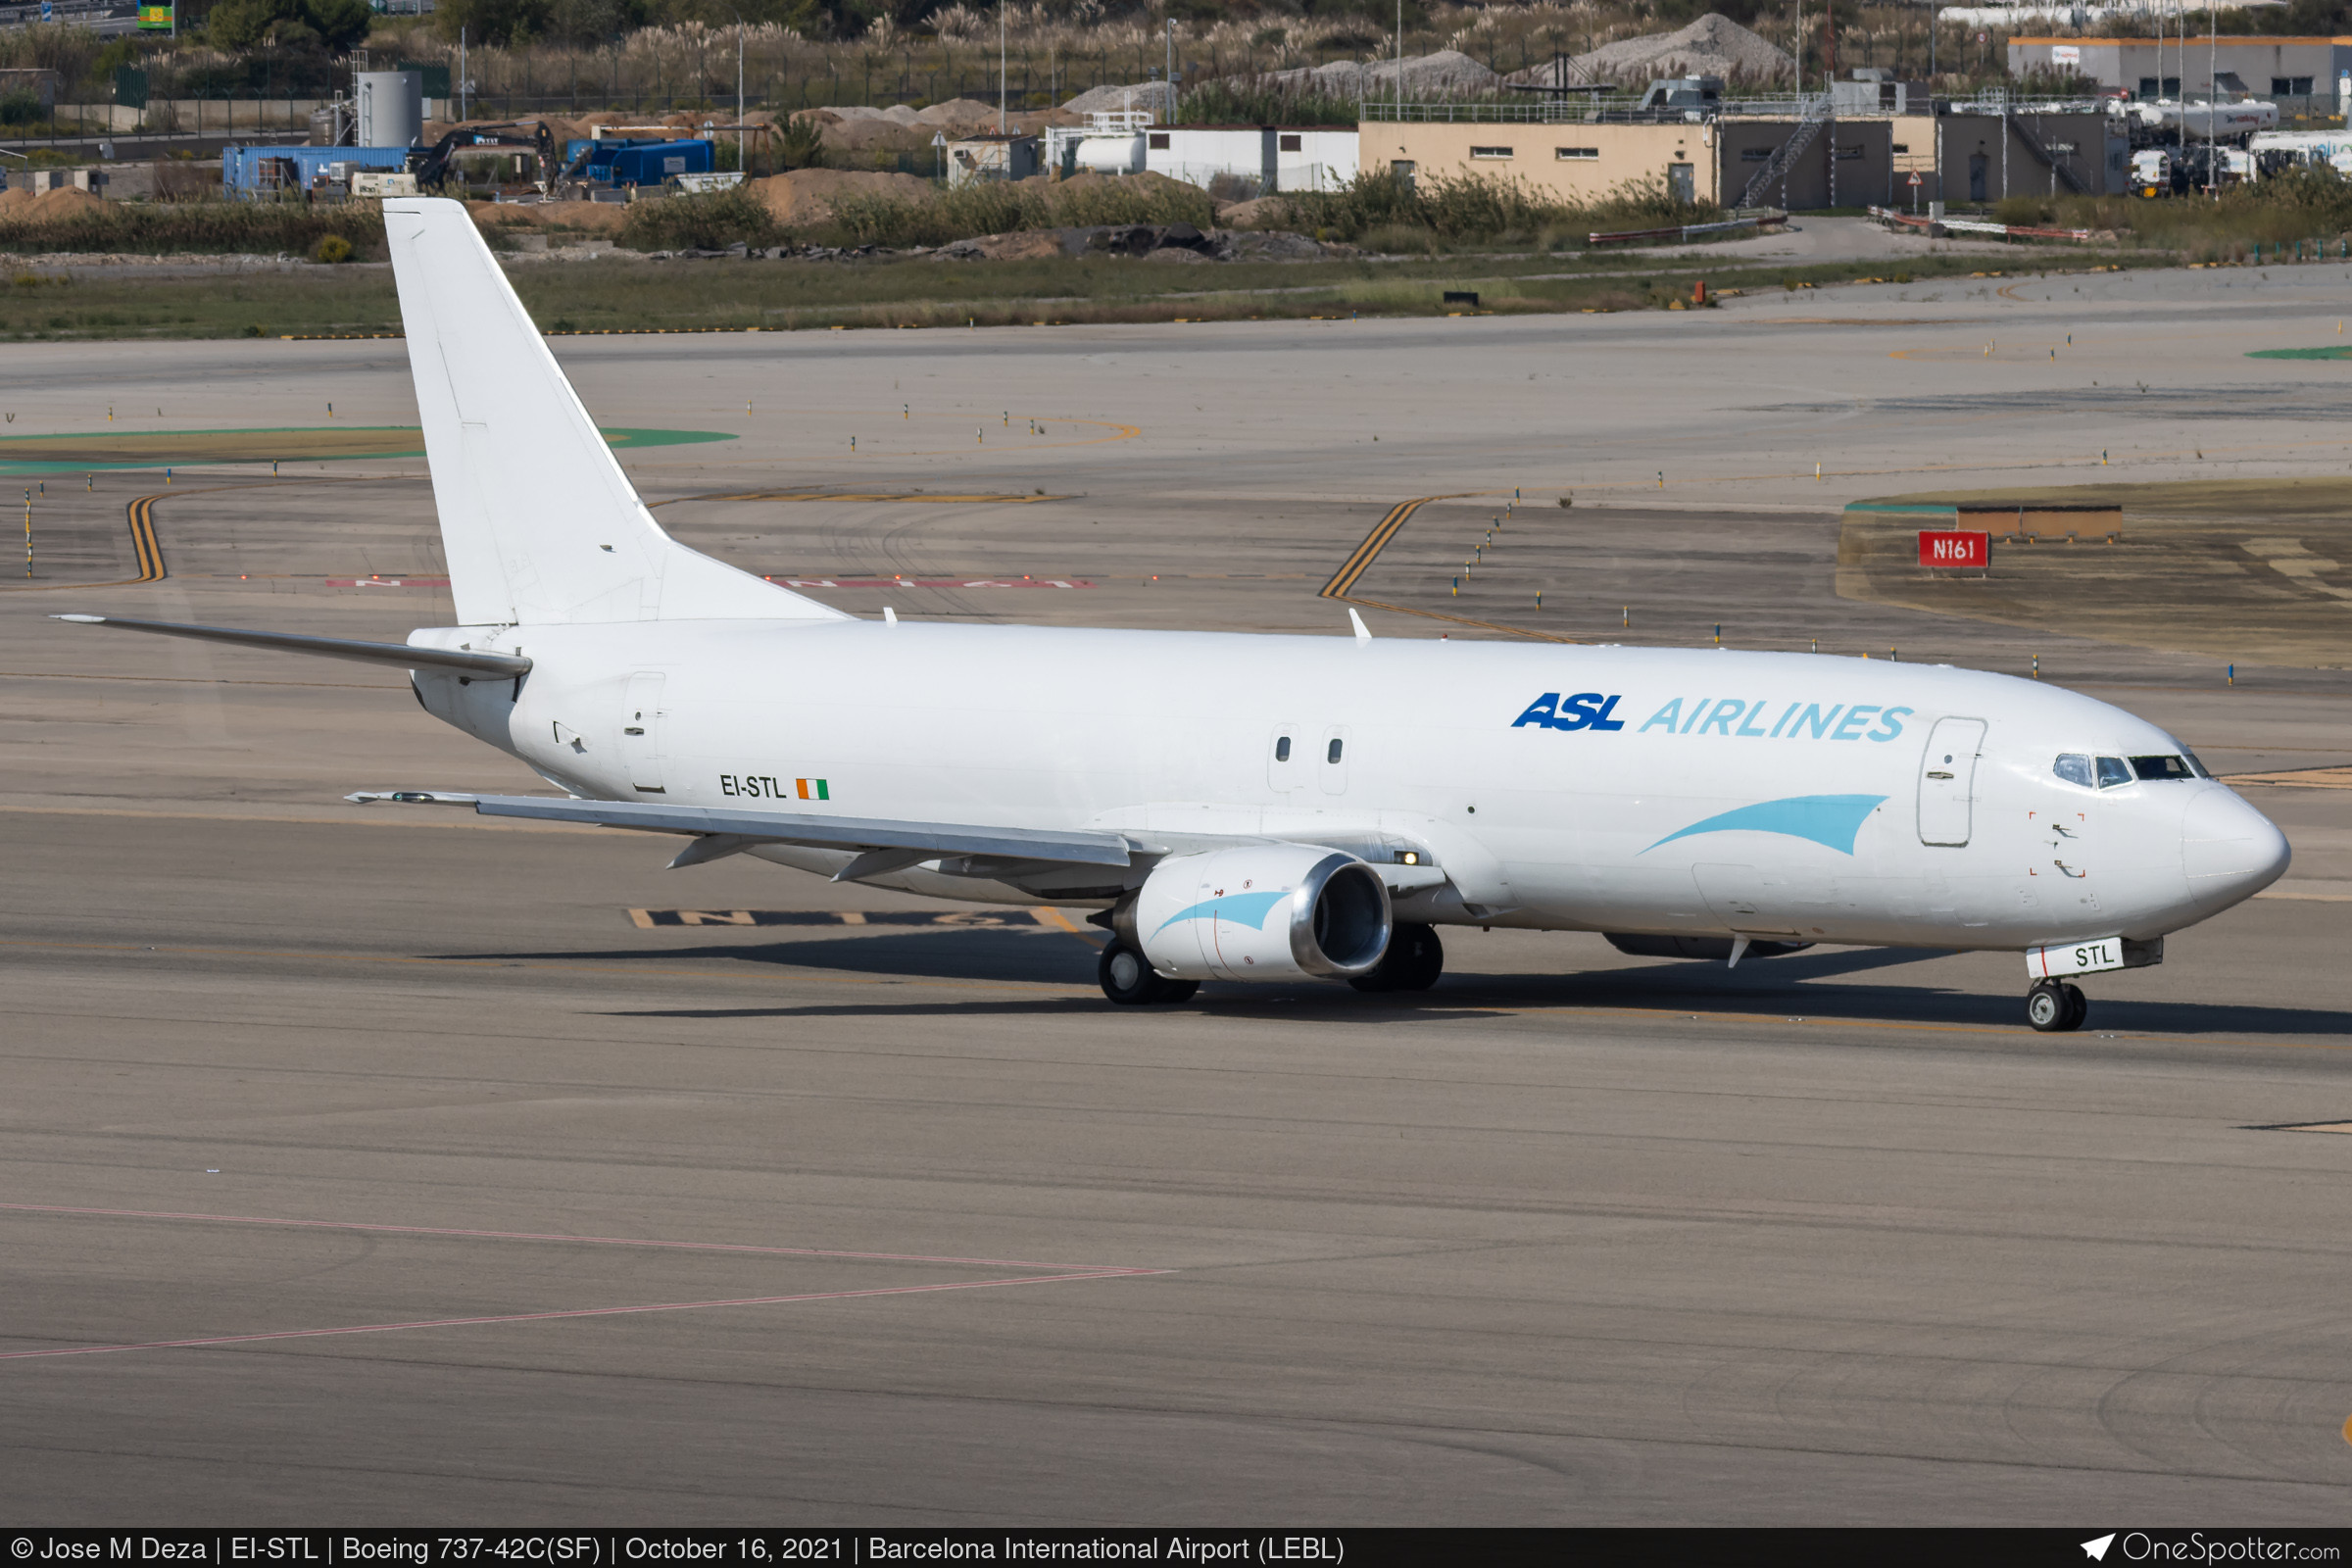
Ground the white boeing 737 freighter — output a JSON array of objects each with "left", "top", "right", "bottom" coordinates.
[{"left": 58, "top": 198, "right": 2292, "bottom": 1031}]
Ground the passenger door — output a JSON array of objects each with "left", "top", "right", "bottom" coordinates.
[
  {"left": 1917, "top": 717, "right": 1987, "bottom": 847},
  {"left": 620, "top": 671, "right": 666, "bottom": 795}
]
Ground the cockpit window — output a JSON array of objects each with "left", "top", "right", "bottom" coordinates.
[
  {"left": 2094, "top": 756, "right": 2134, "bottom": 788},
  {"left": 2053, "top": 754, "right": 2094, "bottom": 788},
  {"left": 2182, "top": 752, "right": 2213, "bottom": 779},
  {"left": 2132, "top": 755, "right": 2197, "bottom": 781}
]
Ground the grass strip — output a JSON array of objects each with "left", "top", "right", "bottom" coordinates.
[{"left": 1, "top": 247, "right": 2154, "bottom": 342}]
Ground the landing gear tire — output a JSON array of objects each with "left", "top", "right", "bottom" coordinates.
[
  {"left": 1099, "top": 941, "right": 1197, "bottom": 1006},
  {"left": 2028, "top": 978, "right": 2086, "bottom": 1033},
  {"left": 1348, "top": 923, "right": 1445, "bottom": 993}
]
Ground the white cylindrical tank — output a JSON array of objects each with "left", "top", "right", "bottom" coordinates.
[
  {"left": 356, "top": 72, "right": 424, "bottom": 148},
  {"left": 1075, "top": 134, "right": 1145, "bottom": 175}
]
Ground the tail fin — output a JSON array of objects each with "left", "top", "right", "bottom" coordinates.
[{"left": 384, "top": 197, "right": 844, "bottom": 628}]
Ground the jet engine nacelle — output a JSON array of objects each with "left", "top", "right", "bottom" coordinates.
[{"left": 1127, "top": 846, "right": 1392, "bottom": 982}]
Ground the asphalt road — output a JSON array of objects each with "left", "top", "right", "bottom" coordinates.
[{"left": 5, "top": 264, "right": 2352, "bottom": 1523}]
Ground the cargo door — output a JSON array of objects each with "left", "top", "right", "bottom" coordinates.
[
  {"left": 1917, "top": 717, "right": 1986, "bottom": 847},
  {"left": 620, "top": 671, "right": 666, "bottom": 795}
]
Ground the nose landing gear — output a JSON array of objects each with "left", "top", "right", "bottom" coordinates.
[{"left": 2027, "top": 978, "right": 2087, "bottom": 1032}]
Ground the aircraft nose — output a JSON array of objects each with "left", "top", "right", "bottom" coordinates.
[{"left": 2181, "top": 786, "right": 2291, "bottom": 908}]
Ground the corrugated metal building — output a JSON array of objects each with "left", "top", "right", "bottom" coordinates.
[{"left": 2007, "top": 34, "right": 2352, "bottom": 104}]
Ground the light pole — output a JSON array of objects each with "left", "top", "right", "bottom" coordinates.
[
  {"left": 721, "top": 6, "right": 747, "bottom": 172},
  {"left": 999, "top": 0, "right": 1006, "bottom": 132}
]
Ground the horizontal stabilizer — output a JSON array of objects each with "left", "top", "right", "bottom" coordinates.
[
  {"left": 54, "top": 614, "right": 531, "bottom": 677},
  {"left": 348, "top": 790, "right": 482, "bottom": 805},
  {"left": 468, "top": 794, "right": 1138, "bottom": 868}
]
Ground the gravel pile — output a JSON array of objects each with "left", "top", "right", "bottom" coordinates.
[
  {"left": 1540, "top": 14, "right": 1793, "bottom": 87},
  {"left": 1061, "top": 82, "right": 1176, "bottom": 114},
  {"left": 1263, "top": 49, "right": 1501, "bottom": 98},
  {"left": 1063, "top": 49, "right": 1498, "bottom": 114}
]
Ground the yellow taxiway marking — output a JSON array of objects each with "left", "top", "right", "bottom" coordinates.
[
  {"left": 1320, "top": 491, "right": 1578, "bottom": 644},
  {"left": 1031, "top": 906, "right": 1105, "bottom": 949},
  {"left": 0, "top": 474, "right": 373, "bottom": 595}
]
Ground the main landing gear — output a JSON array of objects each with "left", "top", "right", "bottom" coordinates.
[
  {"left": 1349, "top": 922, "right": 1445, "bottom": 993},
  {"left": 1099, "top": 942, "right": 1199, "bottom": 1006},
  {"left": 2027, "top": 977, "right": 2088, "bottom": 1033}
]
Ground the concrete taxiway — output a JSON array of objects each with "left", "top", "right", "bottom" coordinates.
[{"left": 5, "top": 262, "right": 2352, "bottom": 1523}]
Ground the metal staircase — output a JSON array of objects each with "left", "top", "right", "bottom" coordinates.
[
  {"left": 1738, "top": 94, "right": 1834, "bottom": 208},
  {"left": 2008, "top": 113, "right": 2090, "bottom": 193}
]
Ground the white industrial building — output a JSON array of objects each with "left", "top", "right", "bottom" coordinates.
[{"left": 1046, "top": 113, "right": 1357, "bottom": 195}]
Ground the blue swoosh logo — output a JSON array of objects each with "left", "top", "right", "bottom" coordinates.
[
  {"left": 1153, "top": 889, "right": 1291, "bottom": 935},
  {"left": 1642, "top": 794, "right": 1887, "bottom": 857}
]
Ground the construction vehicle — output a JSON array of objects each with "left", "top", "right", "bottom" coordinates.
[{"left": 407, "top": 122, "right": 558, "bottom": 195}]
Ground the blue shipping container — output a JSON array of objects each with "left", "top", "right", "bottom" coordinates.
[{"left": 221, "top": 144, "right": 413, "bottom": 194}]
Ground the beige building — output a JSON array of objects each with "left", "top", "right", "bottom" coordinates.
[
  {"left": 1361, "top": 100, "right": 2123, "bottom": 214},
  {"left": 1361, "top": 121, "right": 1729, "bottom": 206}
]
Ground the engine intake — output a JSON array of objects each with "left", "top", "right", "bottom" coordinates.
[{"left": 1126, "top": 847, "right": 1392, "bottom": 982}]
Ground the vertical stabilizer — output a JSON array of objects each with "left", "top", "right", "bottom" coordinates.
[{"left": 383, "top": 197, "right": 844, "bottom": 627}]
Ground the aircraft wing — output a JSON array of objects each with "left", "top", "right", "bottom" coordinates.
[
  {"left": 348, "top": 793, "right": 1450, "bottom": 890},
  {"left": 445, "top": 794, "right": 1140, "bottom": 869}
]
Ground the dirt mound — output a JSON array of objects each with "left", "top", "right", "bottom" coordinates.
[
  {"left": 1053, "top": 169, "right": 1200, "bottom": 200},
  {"left": 1215, "top": 194, "right": 1296, "bottom": 228},
  {"left": 465, "top": 198, "right": 629, "bottom": 234},
  {"left": 933, "top": 228, "right": 1069, "bottom": 261},
  {"left": 916, "top": 97, "right": 1005, "bottom": 127},
  {"left": 746, "top": 167, "right": 934, "bottom": 224},
  {"left": 0, "top": 186, "right": 112, "bottom": 220},
  {"left": 1546, "top": 13, "right": 1792, "bottom": 85}
]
